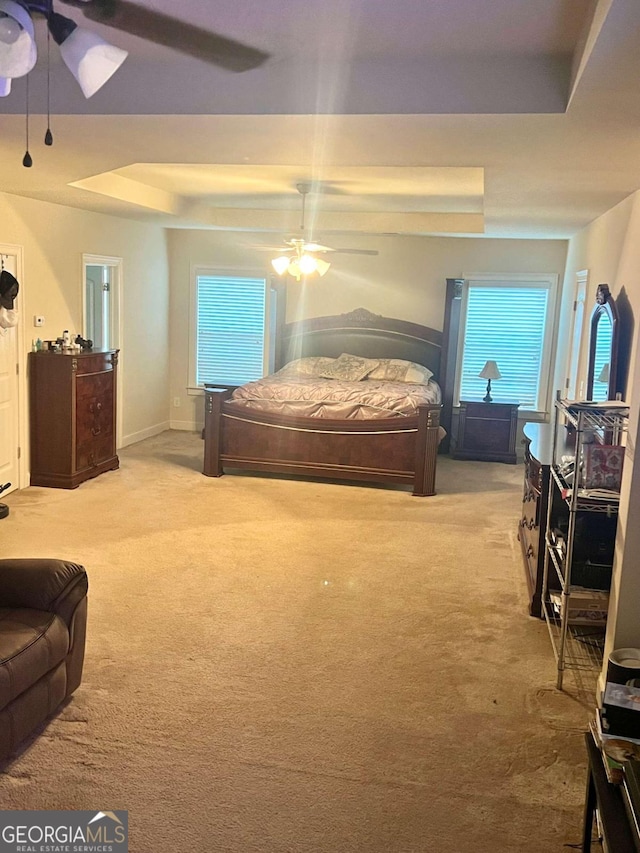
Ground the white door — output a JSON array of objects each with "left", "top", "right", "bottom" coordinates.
[{"left": 0, "top": 253, "right": 21, "bottom": 497}]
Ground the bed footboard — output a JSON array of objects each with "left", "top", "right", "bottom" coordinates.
[
  {"left": 204, "top": 388, "right": 441, "bottom": 496},
  {"left": 203, "top": 387, "right": 233, "bottom": 477},
  {"left": 413, "top": 405, "right": 441, "bottom": 496}
]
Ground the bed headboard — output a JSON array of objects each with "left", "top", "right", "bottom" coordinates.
[{"left": 278, "top": 308, "right": 443, "bottom": 379}]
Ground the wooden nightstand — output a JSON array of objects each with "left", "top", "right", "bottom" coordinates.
[{"left": 453, "top": 401, "right": 519, "bottom": 464}]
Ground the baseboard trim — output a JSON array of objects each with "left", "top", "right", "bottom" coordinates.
[
  {"left": 170, "top": 419, "right": 203, "bottom": 432},
  {"left": 120, "top": 421, "right": 170, "bottom": 448}
]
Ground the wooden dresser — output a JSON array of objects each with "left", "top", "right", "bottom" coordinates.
[{"left": 29, "top": 350, "right": 119, "bottom": 489}]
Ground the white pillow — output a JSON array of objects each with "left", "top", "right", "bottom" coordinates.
[
  {"left": 319, "top": 353, "right": 380, "bottom": 382},
  {"left": 367, "top": 358, "right": 434, "bottom": 384},
  {"left": 277, "top": 356, "right": 337, "bottom": 377}
]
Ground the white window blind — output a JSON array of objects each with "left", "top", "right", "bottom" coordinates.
[
  {"left": 195, "top": 274, "right": 267, "bottom": 386},
  {"left": 459, "top": 282, "right": 552, "bottom": 410}
]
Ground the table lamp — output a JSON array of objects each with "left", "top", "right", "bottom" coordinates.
[{"left": 478, "top": 360, "right": 501, "bottom": 403}]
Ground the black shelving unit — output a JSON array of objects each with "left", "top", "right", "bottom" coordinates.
[{"left": 541, "top": 394, "right": 629, "bottom": 689}]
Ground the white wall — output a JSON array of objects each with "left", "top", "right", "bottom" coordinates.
[
  {"left": 0, "top": 192, "right": 170, "bottom": 450},
  {"left": 560, "top": 190, "right": 640, "bottom": 668},
  {"left": 168, "top": 229, "right": 568, "bottom": 429}
]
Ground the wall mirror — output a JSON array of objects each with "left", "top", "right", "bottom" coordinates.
[{"left": 586, "top": 283, "right": 619, "bottom": 401}]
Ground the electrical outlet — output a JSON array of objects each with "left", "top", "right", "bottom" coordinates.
[
  {"left": 173, "top": 397, "right": 181, "bottom": 408},
  {"left": 34, "top": 315, "right": 45, "bottom": 327}
]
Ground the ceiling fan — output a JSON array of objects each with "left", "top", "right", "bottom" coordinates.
[
  {"left": 261, "top": 183, "right": 379, "bottom": 281},
  {"left": 0, "top": 0, "right": 269, "bottom": 98},
  {"left": 1, "top": 0, "right": 269, "bottom": 163},
  {"left": 53, "top": 0, "right": 270, "bottom": 72}
]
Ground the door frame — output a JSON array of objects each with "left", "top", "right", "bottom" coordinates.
[
  {"left": 81, "top": 254, "right": 124, "bottom": 448},
  {"left": 0, "top": 242, "right": 27, "bottom": 491},
  {"left": 565, "top": 269, "right": 589, "bottom": 400}
]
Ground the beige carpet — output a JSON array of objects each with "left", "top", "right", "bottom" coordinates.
[{"left": 0, "top": 432, "right": 593, "bottom": 852}]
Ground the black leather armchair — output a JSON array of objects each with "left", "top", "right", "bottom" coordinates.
[{"left": 0, "top": 559, "right": 88, "bottom": 762}]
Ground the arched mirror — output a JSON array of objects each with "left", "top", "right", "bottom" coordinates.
[{"left": 586, "top": 283, "right": 619, "bottom": 401}]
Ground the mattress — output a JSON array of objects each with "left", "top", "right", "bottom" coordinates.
[{"left": 228, "top": 375, "right": 442, "bottom": 420}]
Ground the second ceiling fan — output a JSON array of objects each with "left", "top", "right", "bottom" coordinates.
[{"left": 265, "top": 183, "right": 378, "bottom": 281}]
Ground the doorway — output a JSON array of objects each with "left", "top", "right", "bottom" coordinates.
[
  {"left": 82, "top": 254, "right": 123, "bottom": 447},
  {"left": 0, "top": 245, "right": 26, "bottom": 496}
]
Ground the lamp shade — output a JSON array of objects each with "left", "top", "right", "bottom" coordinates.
[
  {"left": 49, "top": 14, "right": 128, "bottom": 99},
  {"left": 478, "top": 360, "right": 502, "bottom": 381},
  {"left": 597, "top": 362, "right": 610, "bottom": 383},
  {"left": 0, "top": 0, "right": 37, "bottom": 83}
]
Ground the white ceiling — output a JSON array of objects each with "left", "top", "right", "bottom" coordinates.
[{"left": 1, "top": 0, "right": 640, "bottom": 239}]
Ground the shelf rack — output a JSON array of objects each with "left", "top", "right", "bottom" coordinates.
[{"left": 541, "top": 394, "right": 628, "bottom": 690}]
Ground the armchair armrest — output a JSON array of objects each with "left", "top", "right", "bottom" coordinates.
[{"left": 0, "top": 559, "right": 88, "bottom": 626}]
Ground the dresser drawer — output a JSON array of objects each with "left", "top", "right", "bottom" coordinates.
[
  {"left": 76, "top": 372, "right": 114, "bottom": 437},
  {"left": 76, "top": 371, "right": 114, "bottom": 400},
  {"left": 76, "top": 434, "right": 116, "bottom": 471},
  {"left": 73, "top": 352, "right": 115, "bottom": 376}
]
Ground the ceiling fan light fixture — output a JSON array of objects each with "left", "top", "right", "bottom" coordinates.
[
  {"left": 315, "top": 257, "right": 331, "bottom": 277},
  {"left": 298, "top": 253, "right": 319, "bottom": 275},
  {"left": 49, "top": 12, "right": 128, "bottom": 99},
  {"left": 271, "top": 253, "right": 331, "bottom": 280},
  {"left": 271, "top": 256, "right": 290, "bottom": 276},
  {"left": 0, "top": 0, "right": 37, "bottom": 85},
  {"left": 287, "top": 259, "right": 302, "bottom": 281}
]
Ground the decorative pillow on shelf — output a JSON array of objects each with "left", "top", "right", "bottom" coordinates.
[
  {"left": 366, "top": 358, "right": 434, "bottom": 385},
  {"left": 277, "top": 356, "right": 337, "bottom": 377},
  {"left": 319, "top": 353, "right": 380, "bottom": 382}
]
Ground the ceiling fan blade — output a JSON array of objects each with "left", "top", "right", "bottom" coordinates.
[
  {"left": 328, "top": 248, "right": 379, "bottom": 256},
  {"left": 59, "top": 0, "right": 270, "bottom": 72},
  {"left": 302, "top": 242, "right": 333, "bottom": 253}
]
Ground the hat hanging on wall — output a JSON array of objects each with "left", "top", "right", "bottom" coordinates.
[
  {"left": 0, "top": 266, "right": 20, "bottom": 331},
  {"left": 0, "top": 268, "right": 19, "bottom": 308},
  {"left": 0, "top": 267, "right": 20, "bottom": 330}
]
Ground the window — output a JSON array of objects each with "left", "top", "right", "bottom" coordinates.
[
  {"left": 456, "top": 274, "right": 558, "bottom": 413},
  {"left": 191, "top": 271, "right": 270, "bottom": 387}
]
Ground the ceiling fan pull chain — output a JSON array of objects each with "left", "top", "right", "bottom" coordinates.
[
  {"left": 44, "top": 25, "right": 53, "bottom": 146},
  {"left": 22, "top": 76, "right": 33, "bottom": 168}
]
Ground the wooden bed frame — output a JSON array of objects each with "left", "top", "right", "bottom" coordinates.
[{"left": 203, "top": 307, "right": 443, "bottom": 495}]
